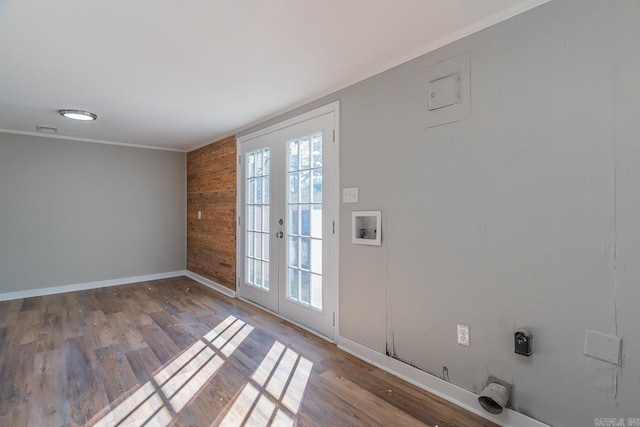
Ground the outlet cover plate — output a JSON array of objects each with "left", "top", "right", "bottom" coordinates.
[
  {"left": 457, "top": 324, "right": 470, "bottom": 346},
  {"left": 343, "top": 187, "right": 359, "bottom": 203}
]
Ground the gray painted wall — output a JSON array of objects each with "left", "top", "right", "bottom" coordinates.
[
  {"left": 240, "top": 1, "right": 640, "bottom": 425},
  {"left": 0, "top": 134, "right": 186, "bottom": 293}
]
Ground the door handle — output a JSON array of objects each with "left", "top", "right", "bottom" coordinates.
[{"left": 276, "top": 231, "right": 283, "bottom": 238}]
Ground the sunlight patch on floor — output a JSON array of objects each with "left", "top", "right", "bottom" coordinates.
[{"left": 218, "top": 341, "right": 313, "bottom": 426}]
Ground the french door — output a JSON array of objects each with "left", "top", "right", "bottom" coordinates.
[{"left": 239, "top": 109, "right": 336, "bottom": 339}]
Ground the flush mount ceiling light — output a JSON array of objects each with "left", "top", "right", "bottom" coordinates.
[{"left": 58, "top": 109, "right": 97, "bottom": 121}]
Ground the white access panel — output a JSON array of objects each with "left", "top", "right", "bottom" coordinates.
[
  {"left": 429, "top": 73, "right": 460, "bottom": 110},
  {"left": 424, "top": 52, "right": 470, "bottom": 128},
  {"left": 584, "top": 329, "right": 622, "bottom": 365}
]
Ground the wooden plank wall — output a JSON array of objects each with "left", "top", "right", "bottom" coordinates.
[{"left": 187, "top": 136, "right": 237, "bottom": 290}]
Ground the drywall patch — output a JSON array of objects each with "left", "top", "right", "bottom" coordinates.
[{"left": 423, "top": 51, "right": 470, "bottom": 128}]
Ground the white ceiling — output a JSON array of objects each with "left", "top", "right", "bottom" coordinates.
[{"left": 0, "top": 0, "right": 550, "bottom": 152}]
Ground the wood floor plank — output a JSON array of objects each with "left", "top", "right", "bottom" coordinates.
[
  {"left": 33, "top": 304, "right": 64, "bottom": 353},
  {"left": 125, "top": 346, "right": 162, "bottom": 384},
  {"left": 105, "top": 311, "right": 147, "bottom": 352},
  {"left": 17, "top": 309, "right": 40, "bottom": 345},
  {"left": 20, "top": 295, "right": 42, "bottom": 312},
  {"left": 0, "top": 342, "right": 35, "bottom": 416},
  {"left": 187, "top": 362, "right": 256, "bottom": 426},
  {"left": 0, "top": 405, "right": 30, "bottom": 427},
  {"left": 318, "top": 370, "right": 429, "bottom": 426},
  {"left": 83, "top": 310, "right": 117, "bottom": 351},
  {"left": 0, "top": 300, "right": 22, "bottom": 329},
  {"left": 0, "top": 276, "right": 498, "bottom": 427},
  {"left": 137, "top": 322, "right": 182, "bottom": 364},
  {"left": 94, "top": 345, "right": 141, "bottom": 405},
  {"left": 61, "top": 294, "right": 87, "bottom": 340},
  {"left": 65, "top": 336, "right": 109, "bottom": 425},
  {"left": 29, "top": 348, "right": 69, "bottom": 427},
  {"left": 147, "top": 310, "right": 198, "bottom": 350}
]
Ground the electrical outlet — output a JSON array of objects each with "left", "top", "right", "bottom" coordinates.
[{"left": 457, "top": 324, "right": 470, "bottom": 346}]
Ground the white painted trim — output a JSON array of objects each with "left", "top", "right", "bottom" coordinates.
[
  {"left": 238, "top": 296, "right": 335, "bottom": 344},
  {"left": 332, "top": 103, "right": 341, "bottom": 339},
  {"left": 236, "top": 101, "right": 340, "bottom": 339},
  {"left": 185, "top": 270, "right": 236, "bottom": 298},
  {"left": 337, "top": 336, "right": 550, "bottom": 427},
  {"left": 235, "top": 136, "right": 243, "bottom": 301},
  {"left": 211, "top": 1, "right": 552, "bottom": 150},
  {"left": 0, "top": 271, "right": 187, "bottom": 302},
  {"left": 237, "top": 101, "right": 340, "bottom": 145},
  {"left": 0, "top": 129, "right": 187, "bottom": 153}
]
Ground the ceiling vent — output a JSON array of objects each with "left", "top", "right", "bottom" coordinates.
[{"left": 36, "top": 125, "right": 58, "bottom": 134}]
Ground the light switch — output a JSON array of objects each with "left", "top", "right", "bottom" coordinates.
[
  {"left": 428, "top": 73, "right": 460, "bottom": 111},
  {"left": 343, "top": 187, "right": 359, "bottom": 203},
  {"left": 584, "top": 329, "right": 622, "bottom": 365}
]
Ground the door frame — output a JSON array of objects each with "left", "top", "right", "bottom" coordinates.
[{"left": 236, "top": 101, "right": 340, "bottom": 341}]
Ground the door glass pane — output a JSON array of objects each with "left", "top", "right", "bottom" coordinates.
[
  {"left": 300, "top": 205, "right": 310, "bottom": 237},
  {"left": 300, "top": 137, "right": 310, "bottom": 169},
  {"left": 311, "top": 133, "right": 322, "bottom": 167},
  {"left": 311, "top": 239, "right": 322, "bottom": 274},
  {"left": 254, "top": 205, "right": 262, "bottom": 232},
  {"left": 248, "top": 179, "right": 255, "bottom": 205},
  {"left": 300, "top": 171, "right": 310, "bottom": 203},
  {"left": 311, "top": 205, "right": 322, "bottom": 239},
  {"left": 286, "top": 132, "right": 323, "bottom": 310},
  {"left": 262, "top": 206, "right": 270, "bottom": 233},
  {"left": 256, "top": 177, "right": 263, "bottom": 205},
  {"left": 264, "top": 148, "right": 270, "bottom": 175},
  {"left": 288, "top": 269, "right": 299, "bottom": 299},
  {"left": 263, "top": 235, "right": 270, "bottom": 261},
  {"left": 256, "top": 151, "right": 263, "bottom": 176},
  {"left": 245, "top": 148, "right": 270, "bottom": 291},
  {"left": 262, "top": 261, "right": 269, "bottom": 289},
  {"left": 311, "top": 274, "right": 322, "bottom": 309},
  {"left": 300, "top": 238, "right": 310, "bottom": 270},
  {"left": 288, "top": 205, "right": 299, "bottom": 235},
  {"left": 289, "top": 172, "right": 298, "bottom": 203},
  {"left": 300, "top": 271, "right": 310, "bottom": 304},
  {"left": 289, "top": 141, "right": 298, "bottom": 171},
  {"left": 248, "top": 153, "right": 255, "bottom": 178},
  {"left": 288, "top": 237, "right": 298, "bottom": 268},
  {"left": 312, "top": 170, "right": 322, "bottom": 203},
  {"left": 247, "top": 232, "right": 254, "bottom": 258},
  {"left": 247, "top": 206, "right": 254, "bottom": 232},
  {"left": 255, "top": 233, "right": 262, "bottom": 259}
]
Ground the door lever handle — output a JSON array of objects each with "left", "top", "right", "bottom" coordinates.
[{"left": 276, "top": 231, "right": 283, "bottom": 238}]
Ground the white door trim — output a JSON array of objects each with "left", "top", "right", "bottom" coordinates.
[{"left": 236, "top": 101, "right": 340, "bottom": 340}]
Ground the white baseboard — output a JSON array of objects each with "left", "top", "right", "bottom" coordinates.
[
  {"left": 337, "top": 336, "right": 549, "bottom": 427},
  {"left": 0, "top": 270, "right": 188, "bottom": 302},
  {"left": 184, "top": 270, "right": 236, "bottom": 298}
]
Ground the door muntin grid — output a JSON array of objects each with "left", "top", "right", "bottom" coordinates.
[
  {"left": 286, "top": 132, "right": 323, "bottom": 310},
  {"left": 246, "top": 148, "right": 270, "bottom": 291}
]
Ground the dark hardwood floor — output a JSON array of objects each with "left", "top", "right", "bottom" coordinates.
[{"left": 0, "top": 276, "right": 497, "bottom": 426}]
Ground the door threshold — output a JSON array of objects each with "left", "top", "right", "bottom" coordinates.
[{"left": 238, "top": 296, "right": 336, "bottom": 343}]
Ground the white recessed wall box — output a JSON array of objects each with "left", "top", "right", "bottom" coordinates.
[
  {"left": 352, "top": 210, "right": 381, "bottom": 246},
  {"left": 424, "top": 51, "right": 470, "bottom": 128}
]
